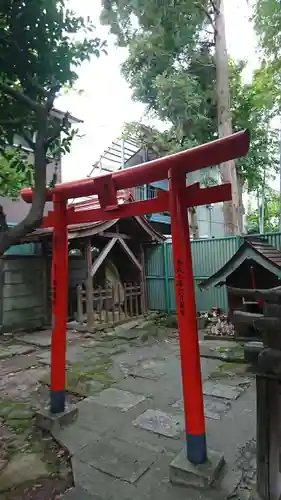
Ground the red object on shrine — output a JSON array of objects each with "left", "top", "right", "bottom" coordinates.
[{"left": 20, "top": 128, "right": 250, "bottom": 465}]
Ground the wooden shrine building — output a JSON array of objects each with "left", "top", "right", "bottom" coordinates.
[{"left": 16, "top": 191, "right": 164, "bottom": 331}]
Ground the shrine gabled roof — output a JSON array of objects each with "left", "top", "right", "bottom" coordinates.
[
  {"left": 199, "top": 237, "right": 281, "bottom": 290},
  {"left": 22, "top": 190, "right": 165, "bottom": 243}
]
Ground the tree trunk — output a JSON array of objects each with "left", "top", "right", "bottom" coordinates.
[
  {"left": 237, "top": 174, "right": 244, "bottom": 234},
  {"left": 279, "top": 117, "right": 281, "bottom": 232},
  {"left": 215, "top": 0, "right": 240, "bottom": 236},
  {"left": 0, "top": 116, "right": 48, "bottom": 255},
  {"left": 188, "top": 207, "right": 199, "bottom": 239}
]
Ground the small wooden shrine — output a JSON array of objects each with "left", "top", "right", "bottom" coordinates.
[
  {"left": 199, "top": 237, "right": 281, "bottom": 339},
  {"left": 24, "top": 191, "right": 165, "bottom": 329}
]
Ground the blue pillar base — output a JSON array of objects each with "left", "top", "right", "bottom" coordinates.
[
  {"left": 186, "top": 433, "right": 207, "bottom": 465},
  {"left": 50, "top": 390, "right": 66, "bottom": 414}
]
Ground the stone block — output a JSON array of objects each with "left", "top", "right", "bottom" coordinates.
[
  {"left": 89, "top": 388, "right": 146, "bottom": 412},
  {"left": 172, "top": 396, "right": 231, "bottom": 420},
  {"left": 0, "top": 344, "right": 35, "bottom": 359},
  {"left": 133, "top": 409, "right": 184, "bottom": 438},
  {"left": 77, "top": 436, "right": 156, "bottom": 484},
  {"left": 35, "top": 405, "right": 78, "bottom": 433},
  {"left": 121, "top": 359, "right": 166, "bottom": 380},
  {"left": 169, "top": 448, "right": 225, "bottom": 489},
  {"left": 0, "top": 453, "right": 48, "bottom": 492},
  {"left": 203, "top": 381, "right": 243, "bottom": 400}
]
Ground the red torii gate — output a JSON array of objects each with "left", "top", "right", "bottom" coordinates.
[{"left": 21, "top": 129, "right": 250, "bottom": 466}]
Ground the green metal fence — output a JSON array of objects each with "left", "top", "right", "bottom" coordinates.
[{"left": 144, "top": 233, "right": 281, "bottom": 313}]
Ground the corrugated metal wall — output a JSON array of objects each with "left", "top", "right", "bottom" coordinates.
[{"left": 144, "top": 233, "right": 281, "bottom": 312}]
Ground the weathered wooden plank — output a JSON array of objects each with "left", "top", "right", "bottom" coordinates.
[
  {"left": 4, "top": 270, "right": 42, "bottom": 285},
  {"left": 233, "top": 310, "right": 263, "bottom": 323},
  {"left": 3, "top": 283, "right": 43, "bottom": 298},
  {"left": 263, "top": 303, "right": 281, "bottom": 318},
  {"left": 3, "top": 258, "right": 42, "bottom": 272},
  {"left": 85, "top": 239, "right": 94, "bottom": 328},
  {"left": 118, "top": 284, "right": 122, "bottom": 320},
  {"left": 91, "top": 238, "right": 118, "bottom": 277},
  {"left": 118, "top": 238, "right": 142, "bottom": 270},
  {"left": 76, "top": 285, "right": 84, "bottom": 324},
  {"left": 3, "top": 307, "right": 45, "bottom": 325},
  {"left": 3, "top": 294, "right": 44, "bottom": 312}
]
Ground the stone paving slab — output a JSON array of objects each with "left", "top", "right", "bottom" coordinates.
[
  {"left": 202, "top": 381, "right": 244, "bottom": 401},
  {"left": 0, "top": 344, "right": 35, "bottom": 359},
  {"left": 17, "top": 329, "right": 81, "bottom": 348},
  {"left": 199, "top": 340, "right": 244, "bottom": 362},
  {"left": 36, "top": 344, "right": 92, "bottom": 366},
  {"left": 89, "top": 388, "right": 146, "bottom": 412},
  {"left": 53, "top": 423, "right": 103, "bottom": 456},
  {"left": 120, "top": 359, "right": 166, "bottom": 380},
  {"left": 63, "top": 485, "right": 101, "bottom": 499},
  {"left": 0, "top": 366, "right": 48, "bottom": 400},
  {"left": 0, "top": 352, "right": 38, "bottom": 377},
  {"left": 77, "top": 436, "right": 156, "bottom": 484},
  {"left": 67, "top": 398, "right": 128, "bottom": 437},
  {"left": 71, "top": 458, "right": 141, "bottom": 500},
  {"left": 133, "top": 409, "right": 184, "bottom": 438},
  {"left": 172, "top": 396, "right": 231, "bottom": 420}
]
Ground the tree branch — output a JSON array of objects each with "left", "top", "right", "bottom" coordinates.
[
  {"left": 0, "top": 82, "right": 43, "bottom": 112},
  {"left": 45, "top": 82, "right": 61, "bottom": 113},
  {"left": 195, "top": 2, "right": 216, "bottom": 32},
  {"left": 0, "top": 118, "right": 22, "bottom": 126},
  {"left": 45, "top": 112, "right": 69, "bottom": 148},
  {"left": 210, "top": 0, "right": 220, "bottom": 15}
]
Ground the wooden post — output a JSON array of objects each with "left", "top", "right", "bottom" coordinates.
[
  {"left": 76, "top": 285, "right": 83, "bottom": 324},
  {"left": 129, "top": 283, "right": 133, "bottom": 317},
  {"left": 135, "top": 283, "right": 139, "bottom": 316},
  {"left": 105, "top": 283, "right": 109, "bottom": 324},
  {"left": 118, "top": 284, "right": 122, "bottom": 321},
  {"left": 140, "top": 245, "right": 147, "bottom": 314},
  {"left": 99, "top": 287, "right": 103, "bottom": 323},
  {"left": 112, "top": 285, "right": 115, "bottom": 323},
  {"left": 85, "top": 238, "right": 94, "bottom": 328},
  {"left": 124, "top": 283, "right": 128, "bottom": 318}
]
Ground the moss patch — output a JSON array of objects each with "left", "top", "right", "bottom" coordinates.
[
  {"left": 208, "top": 361, "right": 254, "bottom": 380},
  {"left": 40, "top": 356, "right": 116, "bottom": 396}
]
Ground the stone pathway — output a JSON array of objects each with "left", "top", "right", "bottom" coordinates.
[{"left": 0, "top": 319, "right": 257, "bottom": 499}]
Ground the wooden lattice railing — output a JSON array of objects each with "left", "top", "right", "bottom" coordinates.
[{"left": 76, "top": 282, "right": 144, "bottom": 326}]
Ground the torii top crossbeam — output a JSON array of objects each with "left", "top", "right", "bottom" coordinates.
[{"left": 21, "top": 130, "right": 249, "bottom": 203}]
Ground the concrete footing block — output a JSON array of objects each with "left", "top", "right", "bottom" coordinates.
[
  {"left": 35, "top": 405, "right": 78, "bottom": 433},
  {"left": 169, "top": 448, "right": 225, "bottom": 489}
]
